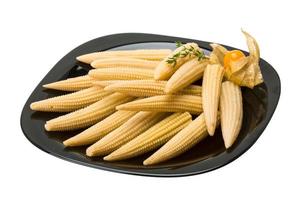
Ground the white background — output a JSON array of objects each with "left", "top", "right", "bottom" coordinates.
[{"left": 0, "top": 0, "right": 299, "bottom": 199}]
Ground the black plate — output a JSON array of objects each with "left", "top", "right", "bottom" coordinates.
[{"left": 20, "top": 33, "right": 280, "bottom": 177}]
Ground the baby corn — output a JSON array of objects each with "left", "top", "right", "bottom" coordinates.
[
  {"left": 220, "top": 81, "right": 243, "bottom": 149},
  {"left": 104, "top": 80, "right": 202, "bottom": 97},
  {"left": 43, "top": 75, "right": 94, "bottom": 91},
  {"left": 76, "top": 49, "right": 172, "bottom": 64},
  {"left": 117, "top": 95, "right": 202, "bottom": 114},
  {"left": 104, "top": 112, "right": 192, "bottom": 161},
  {"left": 30, "top": 86, "right": 112, "bottom": 112},
  {"left": 45, "top": 93, "right": 133, "bottom": 131},
  {"left": 154, "top": 43, "right": 202, "bottom": 80},
  {"left": 165, "top": 58, "right": 208, "bottom": 94},
  {"left": 202, "top": 64, "right": 224, "bottom": 136},
  {"left": 63, "top": 110, "right": 137, "bottom": 147},
  {"left": 91, "top": 57, "right": 159, "bottom": 69},
  {"left": 88, "top": 67, "right": 154, "bottom": 80},
  {"left": 144, "top": 113, "right": 210, "bottom": 165},
  {"left": 86, "top": 112, "right": 166, "bottom": 157}
]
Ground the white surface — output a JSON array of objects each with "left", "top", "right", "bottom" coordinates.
[{"left": 0, "top": 0, "right": 299, "bottom": 199}]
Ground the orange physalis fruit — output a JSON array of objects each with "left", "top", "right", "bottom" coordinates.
[{"left": 223, "top": 50, "right": 245, "bottom": 69}]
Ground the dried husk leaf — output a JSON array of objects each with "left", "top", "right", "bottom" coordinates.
[
  {"left": 209, "top": 31, "right": 264, "bottom": 88},
  {"left": 209, "top": 43, "right": 228, "bottom": 65}
]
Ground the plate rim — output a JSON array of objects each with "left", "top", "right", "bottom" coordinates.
[{"left": 20, "top": 33, "right": 281, "bottom": 177}]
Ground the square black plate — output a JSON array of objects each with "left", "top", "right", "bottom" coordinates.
[{"left": 20, "top": 33, "right": 280, "bottom": 177}]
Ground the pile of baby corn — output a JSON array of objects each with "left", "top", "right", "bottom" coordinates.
[{"left": 30, "top": 31, "right": 263, "bottom": 165}]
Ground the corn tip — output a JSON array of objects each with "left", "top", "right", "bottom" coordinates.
[
  {"left": 103, "top": 155, "right": 112, "bottom": 161},
  {"left": 43, "top": 83, "right": 53, "bottom": 89},
  {"left": 206, "top": 122, "right": 216, "bottom": 136},
  {"left": 88, "top": 69, "right": 96, "bottom": 77},
  {"left": 143, "top": 159, "right": 150, "bottom": 165},
  {"left": 153, "top": 67, "right": 165, "bottom": 80},
  {"left": 30, "top": 102, "right": 37, "bottom": 110},
  {"left": 115, "top": 105, "right": 123, "bottom": 110},
  {"left": 63, "top": 138, "right": 73, "bottom": 147},
  {"left": 143, "top": 158, "right": 156, "bottom": 166},
  {"left": 44, "top": 123, "right": 51, "bottom": 131},
  {"left": 86, "top": 147, "right": 95, "bottom": 157},
  {"left": 76, "top": 55, "right": 82, "bottom": 61},
  {"left": 62, "top": 140, "right": 69, "bottom": 146},
  {"left": 90, "top": 61, "right": 97, "bottom": 68},
  {"left": 154, "top": 72, "right": 167, "bottom": 80},
  {"left": 76, "top": 55, "right": 90, "bottom": 64},
  {"left": 207, "top": 129, "right": 215, "bottom": 136},
  {"left": 224, "top": 141, "right": 233, "bottom": 149},
  {"left": 223, "top": 133, "right": 235, "bottom": 149},
  {"left": 206, "top": 118, "right": 217, "bottom": 136}
]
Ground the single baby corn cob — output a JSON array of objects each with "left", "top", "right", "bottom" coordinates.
[
  {"left": 43, "top": 75, "right": 94, "bottom": 91},
  {"left": 154, "top": 43, "right": 203, "bottom": 80},
  {"left": 220, "top": 81, "right": 243, "bottom": 149},
  {"left": 144, "top": 113, "right": 210, "bottom": 165},
  {"left": 45, "top": 93, "right": 134, "bottom": 131},
  {"left": 86, "top": 112, "right": 166, "bottom": 157},
  {"left": 30, "top": 86, "right": 112, "bottom": 112},
  {"left": 165, "top": 58, "right": 208, "bottom": 94},
  {"left": 76, "top": 49, "right": 172, "bottom": 64},
  {"left": 91, "top": 57, "right": 159, "bottom": 69},
  {"left": 63, "top": 110, "right": 137, "bottom": 146},
  {"left": 202, "top": 64, "right": 224, "bottom": 136},
  {"left": 88, "top": 67, "right": 154, "bottom": 80},
  {"left": 117, "top": 95, "right": 202, "bottom": 114},
  {"left": 104, "top": 112, "right": 192, "bottom": 161},
  {"left": 104, "top": 80, "right": 202, "bottom": 97}
]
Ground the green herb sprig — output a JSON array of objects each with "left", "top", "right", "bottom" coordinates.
[
  {"left": 166, "top": 42, "right": 205, "bottom": 67},
  {"left": 175, "top": 41, "right": 183, "bottom": 48}
]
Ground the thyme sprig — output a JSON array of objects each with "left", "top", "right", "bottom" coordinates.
[
  {"left": 166, "top": 42, "right": 205, "bottom": 66},
  {"left": 175, "top": 41, "right": 183, "bottom": 48}
]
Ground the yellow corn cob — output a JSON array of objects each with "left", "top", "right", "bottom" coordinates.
[
  {"left": 144, "top": 113, "right": 210, "bottom": 165},
  {"left": 220, "top": 81, "right": 243, "bottom": 149},
  {"left": 165, "top": 58, "right": 208, "bottom": 94},
  {"left": 76, "top": 49, "right": 172, "bottom": 64},
  {"left": 117, "top": 95, "right": 202, "bottom": 114},
  {"left": 93, "top": 80, "right": 124, "bottom": 87},
  {"left": 104, "top": 112, "right": 192, "bottom": 161},
  {"left": 202, "top": 64, "right": 224, "bottom": 136},
  {"left": 154, "top": 43, "right": 202, "bottom": 80},
  {"left": 104, "top": 80, "right": 202, "bottom": 97},
  {"left": 88, "top": 67, "right": 154, "bottom": 80},
  {"left": 43, "top": 75, "right": 94, "bottom": 91},
  {"left": 91, "top": 57, "right": 159, "bottom": 69},
  {"left": 86, "top": 112, "right": 167, "bottom": 157},
  {"left": 45, "top": 93, "right": 134, "bottom": 131},
  {"left": 30, "top": 86, "right": 112, "bottom": 112},
  {"left": 63, "top": 110, "right": 137, "bottom": 146}
]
